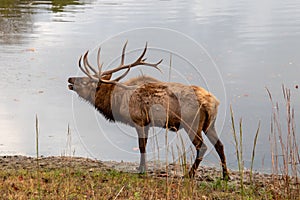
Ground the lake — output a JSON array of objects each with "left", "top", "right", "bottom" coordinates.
[{"left": 1, "top": 0, "right": 299, "bottom": 173}]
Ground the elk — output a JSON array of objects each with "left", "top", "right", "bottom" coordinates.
[{"left": 68, "top": 42, "right": 230, "bottom": 180}]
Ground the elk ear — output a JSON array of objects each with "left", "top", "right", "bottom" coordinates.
[{"left": 102, "top": 74, "right": 112, "bottom": 80}]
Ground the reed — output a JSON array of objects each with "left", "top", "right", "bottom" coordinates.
[
  {"left": 230, "top": 105, "right": 245, "bottom": 197},
  {"left": 266, "top": 85, "right": 300, "bottom": 199},
  {"left": 35, "top": 115, "right": 41, "bottom": 199},
  {"left": 250, "top": 121, "right": 260, "bottom": 183}
]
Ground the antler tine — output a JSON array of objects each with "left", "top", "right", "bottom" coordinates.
[
  {"left": 78, "top": 55, "right": 98, "bottom": 81},
  {"left": 82, "top": 51, "right": 91, "bottom": 74},
  {"left": 135, "top": 42, "right": 148, "bottom": 63},
  {"left": 97, "top": 47, "right": 103, "bottom": 76},
  {"left": 100, "top": 41, "right": 129, "bottom": 76},
  {"left": 121, "top": 40, "right": 128, "bottom": 65},
  {"left": 78, "top": 55, "right": 84, "bottom": 73},
  {"left": 83, "top": 51, "right": 98, "bottom": 75},
  {"left": 149, "top": 59, "right": 163, "bottom": 73},
  {"left": 132, "top": 42, "right": 163, "bottom": 73}
]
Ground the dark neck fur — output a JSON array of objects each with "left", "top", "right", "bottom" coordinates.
[{"left": 94, "top": 84, "right": 116, "bottom": 122}]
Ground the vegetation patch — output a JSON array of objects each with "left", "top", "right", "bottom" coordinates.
[{"left": 0, "top": 155, "right": 299, "bottom": 199}]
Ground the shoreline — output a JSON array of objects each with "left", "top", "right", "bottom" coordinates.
[{"left": 0, "top": 155, "right": 294, "bottom": 184}]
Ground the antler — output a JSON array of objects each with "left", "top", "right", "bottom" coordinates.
[{"left": 78, "top": 41, "right": 163, "bottom": 87}]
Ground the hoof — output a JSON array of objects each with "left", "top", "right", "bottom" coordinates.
[
  {"left": 186, "top": 169, "right": 195, "bottom": 178},
  {"left": 137, "top": 165, "right": 146, "bottom": 174},
  {"left": 183, "top": 174, "right": 193, "bottom": 179},
  {"left": 223, "top": 171, "right": 230, "bottom": 181}
]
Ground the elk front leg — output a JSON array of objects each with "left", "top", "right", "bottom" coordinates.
[{"left": 136, "top": 126, "right": 149, "bottom": 173}]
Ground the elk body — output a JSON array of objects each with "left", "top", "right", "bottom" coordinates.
[{"left": 68, "top": 42, "right": 229, "bottom": 179}]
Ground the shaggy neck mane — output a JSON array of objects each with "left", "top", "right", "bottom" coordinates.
[{"left": 94, "top": 84, "right": 116, "bottom": 122}]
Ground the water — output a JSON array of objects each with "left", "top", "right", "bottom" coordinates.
[{"left": 1, "top": 0, "right": 299, "bottom": 173}]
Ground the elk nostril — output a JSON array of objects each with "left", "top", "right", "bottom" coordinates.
[
  {"left": 68, "top": 84, "right": 74, "bottom": 90},
  {"left": 68, "top": 77, "right": 74, "bottom": 84}
]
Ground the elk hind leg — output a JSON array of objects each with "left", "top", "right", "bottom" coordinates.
[
  {"left": 205, "top": 120, "right": 230, "bottom": 180},
  {"left": 189, "top": 139, "right": 207, "bottom": 177},
  {"left": 185, "top": 125, "right": 207, "bottom": 178}
]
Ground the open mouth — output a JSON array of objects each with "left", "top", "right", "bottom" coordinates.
[{"left": 68, "top": 78, "right": 74, "bottom": 90}]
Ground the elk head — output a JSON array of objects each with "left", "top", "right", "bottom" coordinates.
[{"left": 68, "top": 41, "right": 162, "bottom": 105}]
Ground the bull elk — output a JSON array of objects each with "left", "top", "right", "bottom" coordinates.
[{"left": 68, "top": 42, "right": 230, "bottom": 179}]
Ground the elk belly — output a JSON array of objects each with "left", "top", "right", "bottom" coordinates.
[{"left": 148, "top": 104, "right": 170, "bottom": 127}]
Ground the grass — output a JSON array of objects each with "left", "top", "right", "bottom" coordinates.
[
  {"left": 0, "top": 163, "right": 278, "bottom": 200},
  {"left": 2, "top": 154, "right": 299, "bottom": 200}
]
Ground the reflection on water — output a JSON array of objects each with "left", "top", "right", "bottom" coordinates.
[
  {"left": 46, "top": 0, "right": 83, "bottom": 12},
  {"left": 0, "top": 0, "right": 32, "bottom": 44},
  {"left": 0, "top": 0, "right": 86, "bottom": 44},
  {"left": 0, "top": 0, "right": 299, "bottom": 173}
]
